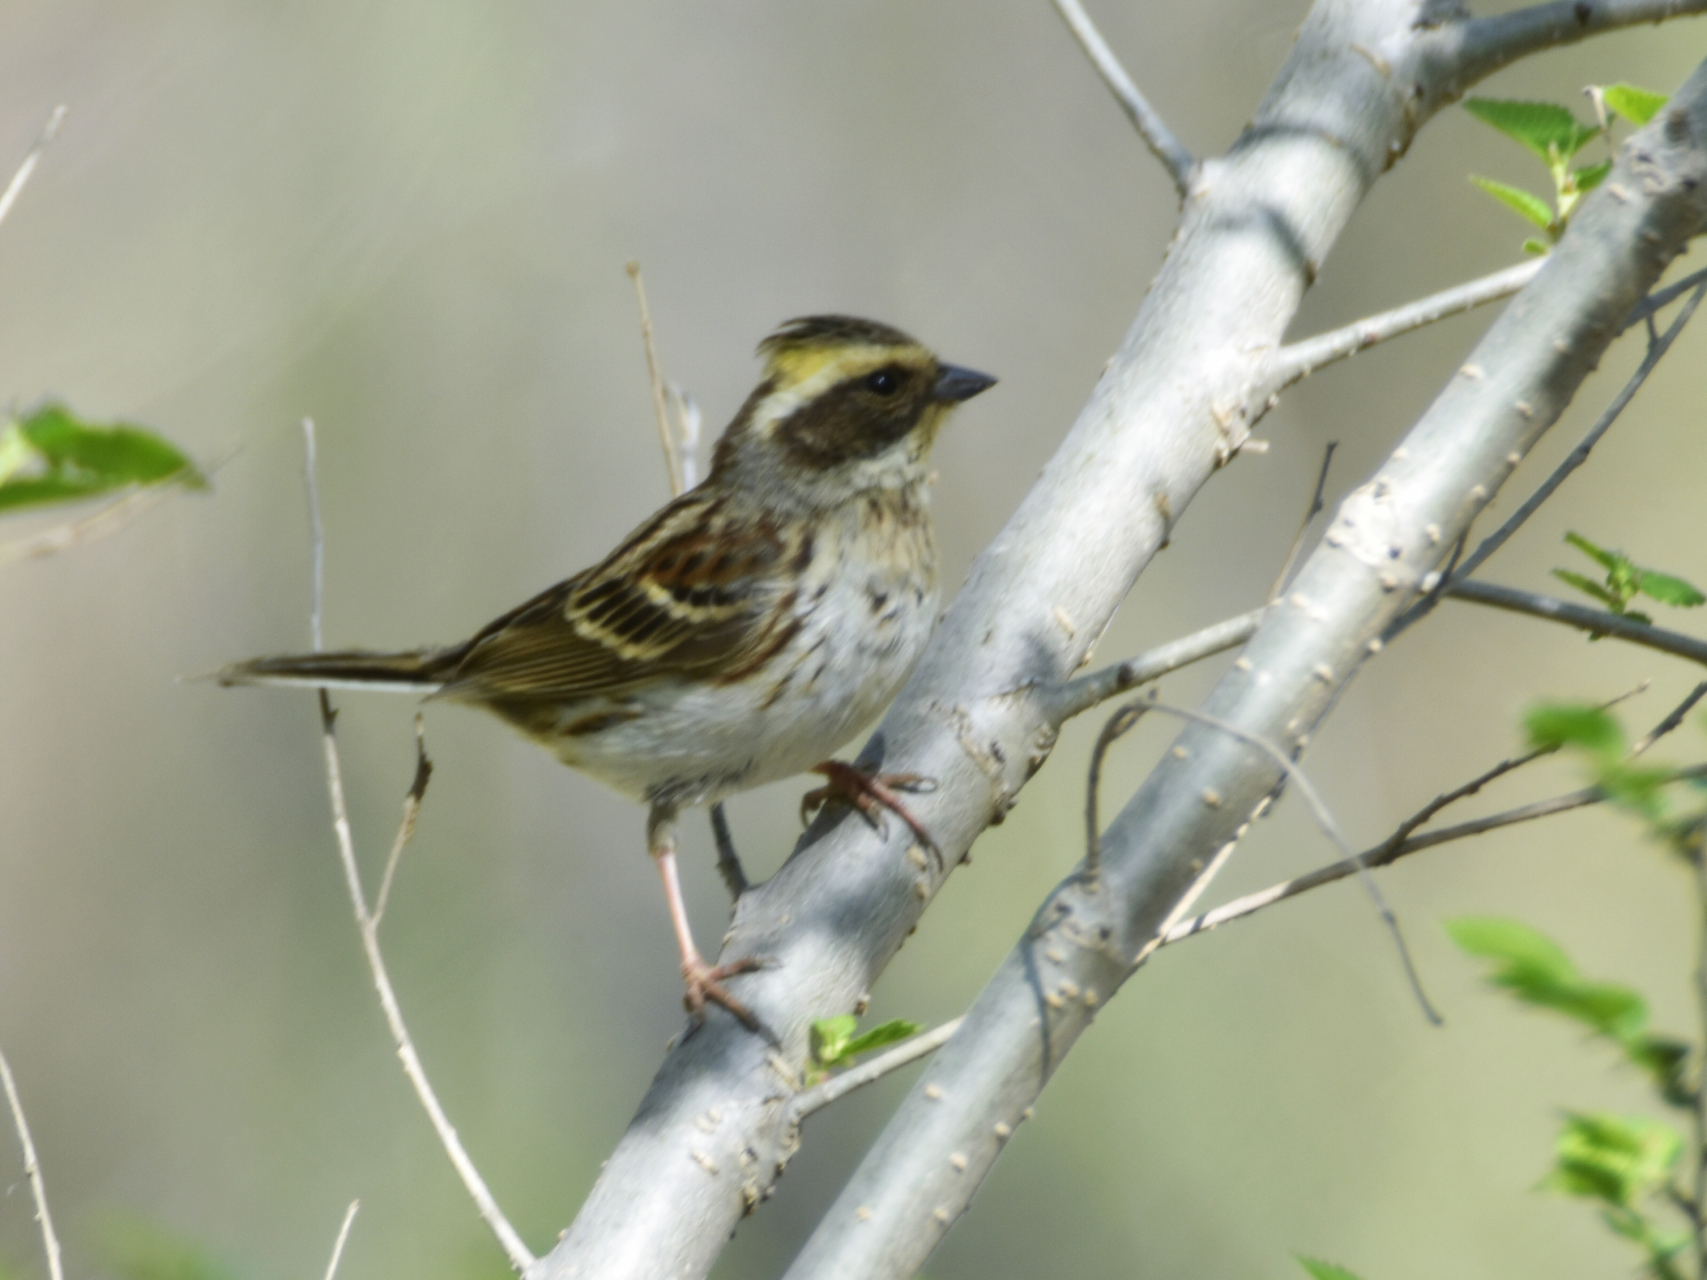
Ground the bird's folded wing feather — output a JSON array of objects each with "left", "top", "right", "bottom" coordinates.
[{"left": 440, "top": 490, "right": 808, "bottom": 702}]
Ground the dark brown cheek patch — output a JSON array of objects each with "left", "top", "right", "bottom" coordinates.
[{"left": 776, "top": 380, "right": 930, "bottom": 469}]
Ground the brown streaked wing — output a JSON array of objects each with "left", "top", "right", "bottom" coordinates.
[{"left": 439, "top": 489, "right": 803, "bottom": 703}]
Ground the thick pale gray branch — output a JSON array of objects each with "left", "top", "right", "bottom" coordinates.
[
  {"left": 536, "top": 6, "right": 1707, "bottom": 1278},
  {"left": 1050, "top": 0, "right": 1195, "bottom": 197},
  {"left": 783, "top": 55, "right": 1707, "bottom": 1280}
]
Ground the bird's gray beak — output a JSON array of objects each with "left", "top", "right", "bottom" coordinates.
[{"left": 933, "top": 364, "right": 998, "bottom": 403}]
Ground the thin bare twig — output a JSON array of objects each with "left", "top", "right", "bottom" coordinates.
[
  {"left": 1084, "top": 697, "right": 1153, "bottom": 877},
  {"left": 1050, "top": 0, "right": 1194, "bottom": 197},
  {"left": 0, "top": 484, "right": 177, "bottom": 566},
  {"left": 373, "top": 715, "right": 433, "bottom": 927},
  {"left": 1447, "top": 579, "right": 1707, "bottom": 667},
  {"left": 1165, "top": 686, "right": 1707, "bottom": 946},
  {"left": 0, "top": 105, "right": 67, "bottom": 234},
  {"left": 1389, "top": 275, "right": 1707, "bottom": 640},
  {"left": 322, "top": 1200, "right": 361, "bottom": 1280},
  {"left": 1269, "top": 262, "right": 1542, "bottom": 393},
  {"left": 791, "top": 1018, "right": 965, "bottom": 1121},
  {"left": 1045, "top": 607, "right": 1267, "bottom": 724},
  {"left": 0, "top": 1044, "right": 63, "bottom": 1280},
  {"left": 1136, "top": 699, "right": 1440, "bottom": 1020},
  {"left": 303, "top": 419, "right": 325, "bottom": 652},
  {"left": 627, "top": 262, "right": 685, "bottom": 497},
  {"left": 1165, "top": 766, "right": 1707, "bottom": 944},
  {"left": 301, "top": 430, "right": 533, "bottom": 1273},
  {"left": 1268, "top": 442, "right": 1339, "bottom": 602}
]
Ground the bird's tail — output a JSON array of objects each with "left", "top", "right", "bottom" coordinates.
[{"left": 217, "top": 648, "right": 452, "bottom": 694}]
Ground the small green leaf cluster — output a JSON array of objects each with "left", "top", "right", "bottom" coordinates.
[
  {"left": 1544, "top": 1113, "right": 1690, "bottom": 1279},
  {"left": 1450, "top": 916, "right": 1693, "bottom": 1278},
  {"left": 1448, "top": 916, "right": 1690, "bottom": 1103},
  {"left": 1551, "top": 530, "right": 1706, "bottom": 631},
  {"left": 1525, "top": 701, "right": 1707, "bottom": 841},
  {"left": 1465, "top": 84, "right": 1665, "bottom": 254},
  {"left": 1443, "top": 704, "right": 1707, "bottom": 1279},
  {"left": 0, "top": 402, "right": 204, "bottom": 513},
  {"left": 805, "top": 1014, "right": 922, "bottom": 1085}
]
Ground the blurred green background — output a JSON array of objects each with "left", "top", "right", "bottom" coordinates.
[{"left": 2, "top": 4, "right": 1705, "bottom": 1278}]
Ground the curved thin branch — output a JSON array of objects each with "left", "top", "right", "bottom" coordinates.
[
  {"left": 1050, "top": 0, "right": 1194, "bottom": 197},
  {"left": 1447, "top": 579, "right": 1707, "bottom": 665},
  {"left": 0, "top": 1045, "right": 63, "bottom": 1280}
]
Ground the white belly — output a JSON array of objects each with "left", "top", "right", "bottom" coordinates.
[{"left": 543, "top": 512, "right": 937, "bottom": 809}]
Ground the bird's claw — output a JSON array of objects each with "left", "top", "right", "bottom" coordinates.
[{"left": 800, "top": 760, "right": 942, "bottom": 867}]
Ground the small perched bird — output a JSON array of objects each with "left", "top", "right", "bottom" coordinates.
[{"left": 221, "top": 315, "right": 995, "bottom": 1028}]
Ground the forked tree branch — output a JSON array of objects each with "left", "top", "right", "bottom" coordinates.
[
  {"left": 1165, "top": 683, "right": 1707, "bottom": 944},
  {"left": 783, "top": 56, "right": 1707, "bottom": 1280},
  {"left": 300, "top": 422, "right": 533, "bottom": 1272},
  {"left": 539, "top": 6, "right": 1707, "bottom": 1277}
]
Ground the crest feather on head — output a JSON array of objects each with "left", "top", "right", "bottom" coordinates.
[{"left": 758, "top": 315, "right": 921, "bottom": 358}]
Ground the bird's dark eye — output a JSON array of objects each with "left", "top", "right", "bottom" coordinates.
[{"left": 864, "top": 367, "right": 903, "bottom": 396}]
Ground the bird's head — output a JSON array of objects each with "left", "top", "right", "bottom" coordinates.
[{"left": 708, "top": 315, "right": 995, "bottom": 505}]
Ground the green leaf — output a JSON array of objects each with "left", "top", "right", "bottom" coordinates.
[
  {"left": 838, "top": 1019, "right": 923, "bottom": 1060},
  {"left": 1465, "top": 97, "right": 1601, "bottom": 162},
  {"left": 1603, "top": 84, "right": 1668, "bottom": 127},
  {"left": 1565, "top": 530, "right": 1619, "bottom": 571},
  {"left": 1469, "top": 174, "right": 1555, "bottom": 230},
  {"left": 1573, "top": 159, "right": 1613, "bottom": 193},
  {"left": 1524, "top": 704, "right": 1624, "bottom": 758},
  {"left": 810, "top": 1015, "right": 859, "bottom": 1066},
  {"left": 0, "top": 403, "right": 205, "bottom": 513},
  {"left": 1552, "top": 568, "right": 1620, "bottom": 608},
  {"left": 1447, "top": 916, "right": 1649, "bottom": 1040},
  {"left": 1294, "top": 1258, "right": 1365, "bottom": 1280},
  {"left": 1522, "top": 237, "right": 1551, "bottom": 256},
  {"left": 1542, "top": 1113, "right": 1682, "bottom": 1209},
  {"left": 1636, "top": 569, "right": 1706, "bottom": 608}
]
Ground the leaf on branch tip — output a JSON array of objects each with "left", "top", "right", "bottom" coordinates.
[
  {"left": 0, "top": 403, "right": 205, "bottom": 513},
  {"left": 809, "top": 1015, "right": 922, "bottom": 1071},
  {"left": 1469, "top": 175, "right": 1555, "bottom": 231},
  {"left": 1464, "top": 98, "right": 1600, "bottom": 162},
  {"left": 1635, "top": 569, "right": 1706, "bottom": 608},
  {"left": 1602, "top": 84, "right": 1668, "bottom": 127},
  {"left": 1524, "top": 703, "right": 1624, "bottom": 758}
]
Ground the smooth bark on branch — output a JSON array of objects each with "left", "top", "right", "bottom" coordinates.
[
  {"left": 536, "top": 4, "right": 1707, "bottom": 1277},
  {"left": 784, "top": 54, "right": 1707, "bottom": 1280}
]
